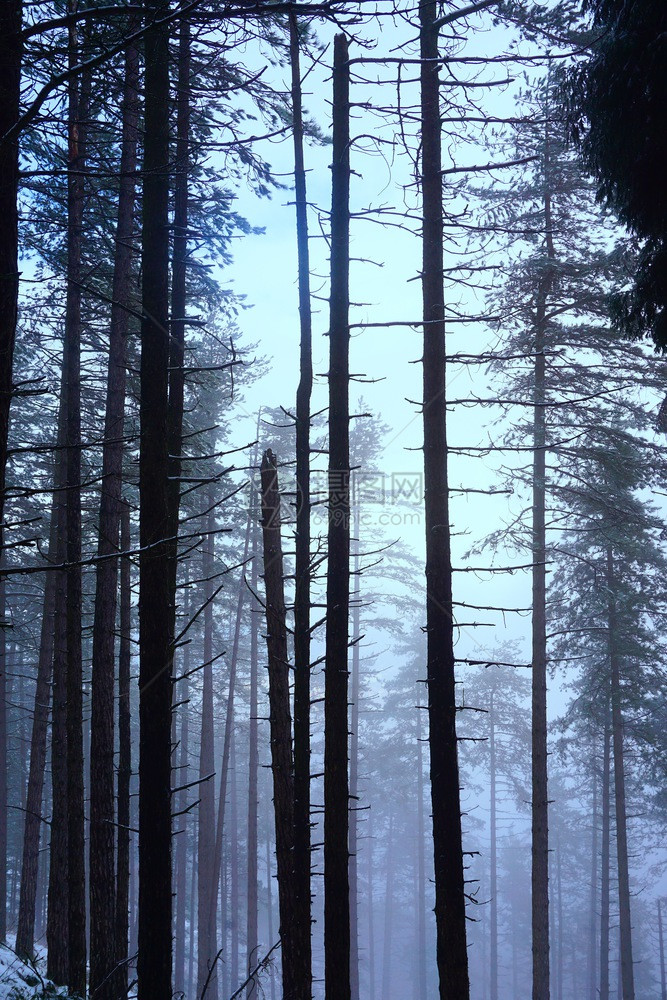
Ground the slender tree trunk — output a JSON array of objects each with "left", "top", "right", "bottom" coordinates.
[
  {"left": 349, "top": 510, "right": 361, "bottom": 1000},
  {"left": 16, "top": 423, "right": 64, "bottom": 959},
  {"left": 0, "top": 0, "right": 22, "bottom": 558},
  {"left": 588, "top": 750, "right": 599, "bottom": 1000},
  {"left": 416, "top": 704, "right": 427, "bottom": 1000},
  {"left": 188, "top": 815, "right": 197, "bottom": 999},
  {"left": 0, "top": 574, "right": 6, "bottom": 943},
  {"left": 246, "top": 515, "right": 259, "bottom": 998},
  {"left": 174, "top": 560, "right": 190, "bottom": 996},
  {"left": 381, "top": 816, "right": 394, "bottom": 1000},
  {"left": 606, "top": 548, "right": 635, "bottom": 1000},
  {"left": 207, "top": 510, "right": 253, "bottom": 976},
  {"left": 261, "top": 449, "right": 300, "bottom": 1000},
  {"left": 289, "top": 18, "right": 314, "bottom": 997},
  {"left": 47, "top": 494, "right": 69, "bottom": 984},
  {"left": 324, "top": 34, "right": 351, "bottom": 1000},
  {"left": 231, "top": 733, "right": 240, "bottom": 992},
  {"left": 556, "top": 837, "right": 563, "bottom": 1000},
  {"left": 64, "top": 16, "right": 88, "bottom": 991},
  {"left": 115, "top": 502, "right": 132, "bottom": 998},
  {"left": 419, "top": 4, "right": 469, "bottom": 996},
  {"left": 600, "top": 708, "right": 611, "bottom": 1000},
  {"left": 137, "top": 0, "right": 173, "bottom": 994},
  {"left": 531, "top": 150, "right": 556, "bottom": 1000},
  {"left": 89, "top": 27, "right": 138, "bottom": 999},
  {"left": 266, "top": 794, "right": 277, "bottom": 1000},
  {"left": 658, "top": 899, "right": 666, "bottom": 1000},
  {"left": 197, "top": 497, "right": 218, "bottom": 1000},
  {"left": 367, "top": 806, "right": 375, "bottom": 1000},
  {"left": 490, "top": 690, "right": 498, "bottom": 1000}
]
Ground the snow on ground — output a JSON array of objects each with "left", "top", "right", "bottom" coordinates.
[{"left": 0, "top": 944, "right": 71, "bottom": 999}]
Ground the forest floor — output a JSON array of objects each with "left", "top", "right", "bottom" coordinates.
[{"left": 0, "top": 942, "right": 72, "bottom": 998}]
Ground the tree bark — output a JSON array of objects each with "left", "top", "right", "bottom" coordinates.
[
  {"left": 416, "top": 703, "right": 427, "bottom": 1000},
  {"left": 587, "top": 747, "right": 599, "bottom": 1000},
  {"left": 324, "top": 34, "right": 351, "bottom": 1000},
  {"left": 607, "top": 548, "right": 635, "bottom": 1000},
  {"left": 599, "top": 706, "right": 611, "bottom": 1000},
  {"left": 289, "top": 19, "right": 314, "bottom": 997},
  {"left": 419, "top": 3, "right": 469, "bottom": 996},
  {"left": 137, "top": 0, "right": 173, "bottom": 994},
  {"left": 349, "top": 509, "right": 361, "bottom": 1000},
  {"left": 89, "top": 24, "right": 138, "bottom": 999},
  {"left": 16, "top": 417, "right": 65, "bottom": 960},
  {"left": 0, "top": 573, "right": 6, "bottom": 943},
  {"left": 64, "top": 14, "right": 88, "bottom": 992},
  {"left": 246, "top": 513, "right": 259, "bottom": 998},
  {"left": 197, "top": 495, "right": 218, "bottom": 1000},
  {"left": 115, "top": 501, "right": 132, "bottom": 998},
  {"left": 531, "top": 128, "right": 556, "bottom": 1000},
  {"left": 261, "top": 449, "right": 299, "bottom": 1000},
  {"left": 0, "top": 0, "right": 22, "bottom": 559}
]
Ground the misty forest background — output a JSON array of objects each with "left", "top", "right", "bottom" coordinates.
[{"left": 0, "top": 1, "right": 666, "bottom": 999}]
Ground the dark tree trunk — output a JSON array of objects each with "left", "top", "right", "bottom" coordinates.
[
  {"left": 246, "top": 515, "right": 259, "bottom": 998},
  {"left": 349, "top": 512, "right": 361, "bottom": 1000},
  {"left": 490, "top": 690, "right": 498, "bottom": 1000},
  {"left": 64, "top": 17, "right": 88, "bottom": 993},
  {"left": 230, "top": 733, "right": 240, "bottom": 991},
  {"left": 265, "top": 795, "right": 277, "bottom": 1000},
  {"left": 289, "top": 18, "right": 313, "bottom": 996},
  {"left": 531, "top": 140, "right": 556, "bottom": 1000},
  {"left": 260, "top": 449, "right": 299, "bottom": 1000},
  {"left": 137, "top": 0, "right": 173, "bottom": 994},
  {"left": 587, "top": 748, "right": 599, "bottom": 1000},
  {"left": 115, "top": 502, "right": 132, "bottom": 997},
  {"left": 174, "top": 564, "right": 191, "bottom": 997},
  {"left": 418, "top": 3, "right": 469, "bottom": 996},
  {"left": 599, "top": 707, "right": 611, "bottom": 1000},
  {"left": 556, "top": 837, "right": 563, "bottom": 1000},
  {"left": 197, "top": 497, "right": 218, "bottom": 1000},
  {"left": 0, "top": 0, "right": 22, "bottom": 557},
  {"left": 416, "top": 704, "right": 427, "bottom": 1000},
  {"left": 0, "top": 574, "right": 6, "bottom": 943},
  {"left": 324, "top": 34, "right": 351, "bottom": 1000},
  {"left": 47, "top": 480, "right": 69, "bottom": 984},
  {"left": 16, "top": 420, "right": 65, "bottom": 959},
  {"left": 606, "top": 548, "right": 635, "bottom": 1000},
  {"left": 89, "top": 26, "right": 138, "bottom": 1000}
]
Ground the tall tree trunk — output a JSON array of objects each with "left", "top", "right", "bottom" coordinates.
[
  {"left": 419, "top": 4, "right": 469, "bottom": 996},
  {"left": 600, "top": 707, "right": 611, "bottom": 1000},
  {"left": 265, "top": 794, "right": 277, "bottom": 1000},
  {"left": 289, "top": 18, "right": 313, "bottom": 996},
  {"left": 381, "top": 816, "right": 394, "bottom": 1000},
  {"left": 207, "top": 511, "right": 252, "bottom": 978},
  {"left": 0, "top": 0, "right": 22, "bottom": 559},
  {"left": 261, "top": 449, "right": 299, "bottom": 1000},
  {"left": 606, "top": 548, "right": 635, "bottom": 1000},
  {"left": 659, "top": 898, "right": 666, "bottom": 1000},
  {"left": 556, "top": 836, "right": 563, "bottom": 1000},
  {"left": 197, "top": 497, "right": 218, "bottom": 1000},
  {"left": 246, "top": 515, "right": 259, "bottom": 998},
  {"left": 367, "top": 806, "right": 375, "bottom": 1000},
  {"left": 89, "top": 26, "right": 138, "bottom": 999},
  {"left": 174, "top": 562, "right": 190, "bottom": 997},
  {"left": 137, "top": 0, "right": 173, "bottom": 994},
  {"left": 230, "top": 732, "right": 240, "bottom": 992},
  {"left": 531, "top": 134, "right": 556, "bottom": 1000},
  {"left": 0, "top": 573, "right": 6, "bottom": 943},
  {"left": 349, "top": 511, "right": 361, "bottom": 1000},
  {"left": 490, "top": 690, "right": 498, "bottom": 1000},
  {"left": 324, "top": 34, "right": 351, "bottom": 1000},
  {"left": 47, "top": 483, "right": 69, "bottom": 984},
  {"left": 416, "top": 704, "right": 427, "bottom": 1000},
  {"left": 588, "top": 749, "right": 599, "bottom": 1000},
  {"left": 64, "top": 15, "right": 88, "bottom": 992},
  {"left": 16, "top": 420, "right": 64, "bottom": 959},
  {"left": 115, "top": 502, "right": 132, "bottom": 997}
]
